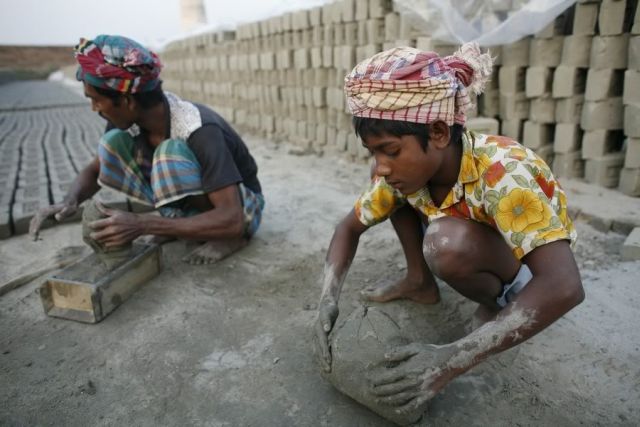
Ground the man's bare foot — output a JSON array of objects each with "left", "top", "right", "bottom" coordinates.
[
  {"left": 182, "top": 238, "right": 249, "bottom": 265},
  {"left": 360, "top": 276, "right": 440, "bottom": 304}
]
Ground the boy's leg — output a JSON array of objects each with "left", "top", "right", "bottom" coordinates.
[
  {"left": 423, "top": 216, "right": 521, "bottom": 320},
  {"left": 360, "top": 204, "right": 440, "bottom": 304}
]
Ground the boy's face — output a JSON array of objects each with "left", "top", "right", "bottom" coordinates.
[
  {"left": 362, "top": 132, "right": 443, "bottom": 195},
  {"left": 83, "top": 82, "right": 136, "bottom": 129}
]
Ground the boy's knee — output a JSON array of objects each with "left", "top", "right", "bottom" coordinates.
[{"left": 422, "top": 217, "right": 472, "bottom": 279}]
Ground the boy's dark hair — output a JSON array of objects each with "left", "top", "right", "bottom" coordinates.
[
  {"left": 93, "top": 81, "right": 165, "bottom": 109},
  {"left": 352, "top": 116, "right": 463, "bottom": 150}
]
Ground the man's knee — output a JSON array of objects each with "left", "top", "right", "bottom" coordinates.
[{"left": 422, "top": 217, "right": 473, "bottom": 280}]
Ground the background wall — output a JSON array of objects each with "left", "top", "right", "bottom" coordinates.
[{"left": 160, "top": 0, "right": 640, "bottom": 196}]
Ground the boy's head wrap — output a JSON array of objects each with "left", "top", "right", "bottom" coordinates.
[
  {"left": 74, "top": 34, "right": 162, "bottom": 93},
  {"left": 344, "top": 42, "right": 493, "bottom": 126}
]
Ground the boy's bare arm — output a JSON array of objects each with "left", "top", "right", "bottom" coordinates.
[
  {"left": 369, "top": 240, "right": 584, "bottom": 413},
  {"left": 314, "top": 209, "right": 368, "bottom": 372}
]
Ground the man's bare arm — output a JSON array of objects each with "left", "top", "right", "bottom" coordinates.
[{"left": 30, "top": 157, "right": 100, "bottom": 239}]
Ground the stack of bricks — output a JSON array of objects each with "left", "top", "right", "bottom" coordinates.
[
  {"left": 161, "top": 0, "right": 639, "bottom": 196},
  {"left": 621, "top": 6, "right": 640, "bottom": 195}
]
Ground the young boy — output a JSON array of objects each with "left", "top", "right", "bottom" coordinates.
[
  {"left": 314, "top": 43, "right": 584, "bottom": 413},
  {"left": 29, "top": 35, "right": 264, "bottom": 264}
]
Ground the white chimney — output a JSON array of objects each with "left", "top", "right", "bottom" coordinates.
[{"left": 180, "top": 0, "right": 207, "bottom": 32}]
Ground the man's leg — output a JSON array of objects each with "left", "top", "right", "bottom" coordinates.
[
  {"left": 422, "top": 217, "right": 521, "bottom": 322},
  {"left": 360, "top": 204, "right": 440, "bottom": 304}
]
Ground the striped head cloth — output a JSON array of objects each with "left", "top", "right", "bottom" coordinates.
[
  {"left": 344, "top": 42, "right": 493, "bottom": 126},
  {"left": 74, "top": 35, "right": 162, "bottom": 93}
]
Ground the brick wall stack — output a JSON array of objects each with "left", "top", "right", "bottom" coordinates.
[{"left": 161, "top": 0, "right": 640, "bottom": 196}]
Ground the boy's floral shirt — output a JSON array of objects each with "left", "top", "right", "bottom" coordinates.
[{"left": 354, "top": 130, "right": 577, "bottom": 260}]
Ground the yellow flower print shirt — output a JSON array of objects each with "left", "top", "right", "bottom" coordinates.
[{"left": 354, "top": 130, "right": 577, "bottom": 260}]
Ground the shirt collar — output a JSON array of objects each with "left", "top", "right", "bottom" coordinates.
[{"left": 407, "top": 129, "right": 479, "bottom": 210}]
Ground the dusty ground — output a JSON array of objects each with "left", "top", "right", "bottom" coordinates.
[{"left": 1, "top": 111, "right": 640, "bottom": 426}]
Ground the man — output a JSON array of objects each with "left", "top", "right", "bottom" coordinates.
[
  {"left": 29, "top": 35, "right": 264, "bottom": 264},
  {"left": 314, "top": 43, "right": 584, "bottom": 413}
]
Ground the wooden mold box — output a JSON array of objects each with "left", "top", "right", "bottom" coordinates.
[{"left": 40, "top": 243, "right": 162, "bottom": 323}]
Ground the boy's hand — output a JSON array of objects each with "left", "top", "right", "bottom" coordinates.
[
  {"left": 29, "top": 200, "right": 78, "bottom": 240},
  {"left": 313, "top": 297, "right": 339, "bottom": 373},
  {"left": 368, "top": 342, "right": 458, "bottom": 414}
]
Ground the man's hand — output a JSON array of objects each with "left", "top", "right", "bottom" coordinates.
[
  {"left": 313, "top": 297, "right": 339, "bottom": 373},
  {"left": 29, "top": 200, "right": 78, "bottom": 240},
  {"left": 88, "top": 202, "right": 145, "bottom": 248},
  {"left": 368, "top": 342, "right": 457, "bottom": 414}
]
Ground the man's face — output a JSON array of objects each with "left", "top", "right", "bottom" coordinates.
[
  {"left": 362, "top": 132, "right": 443, "bottom": 195},
  {"left": 83, "top": 83, "right": 135, "bottom": 129}
]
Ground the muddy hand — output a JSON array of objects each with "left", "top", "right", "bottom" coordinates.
[
  {"left": 313, "top": 298, "right": 339, "bottom": 373},
  {"left": 89, "top": 202, "right": 143, "bottom": 248},
  {"left": 29, "top": 201, "right": 78, "bottom": 241},
  {"left": 368, "top": 342, "right": 455, "bottom": 414}
]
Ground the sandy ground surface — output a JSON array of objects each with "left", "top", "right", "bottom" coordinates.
[{"left": 1, "top": 134, "right": 640, "bottom": 426}]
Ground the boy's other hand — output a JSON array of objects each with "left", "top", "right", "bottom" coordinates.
[{"left": 313, "top": 298, "right": 339, "bottom": 373}]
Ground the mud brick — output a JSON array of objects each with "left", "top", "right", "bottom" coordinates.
[
  {"left": 523, "top": 121, "right": 554, "bottom": 150},
  {"left": 309, "top": 6, "right": 322, "bottom": 26},
  {"left": 499, "top": 66, "right": 526, "bottom": 94},
  {"left": 573, "top": 2, "right": 599, "bottom": 35},
  {"left": 478, "top": 89, "right": 499, "bottom": 117},
  {"left": 365, "top": 18, "right": 384, "bottom": 44},
  {"left": 621, "top": 227, "right": 640, "bottom": 259},
  {"left": 339, "top": 45, "right": 356, "bottom": 70},
  {"left": 556, "top": 95, "right": 584, "bottom": 123},
  {"left": 554, "top": 124, "right": 583, "bottom": 154},
  {"left": 525, "top": 67, "right": 553, "bottom": 98},
  {"left": 585, "top": 69, "right": 624, "bottom": 101},
  {"left": 466, "top": 117, "right": 499, "bottom": 135},
  {"left": 582, "top": 130, "right": 624, "bottom": 159},
  {"left": 355, "top": 0, "right": 368, "bottom": 20},
  {"left": 14, "top": 185, "right": 48, "bottom": 202},
  {"left": 580, "top": 98, "right": 624, "bottom": 131},
  {"left": 415, "top": 37, "right": 433, "bottom": 51},
  {"left": 94, "top": 188, "right": 130, "bottom": 212},
  {"left": 584, "top": 152, "right": 625, "bottom": 187},
  {"left": 560, "top": 36, "right": 592, "bottom": 67},
  {"left": 624, "top": 104, "right": 640, "bottom": 137},
  {"left": 369, "top": 0, "right": 391, "bottom": 19},
  {"left": 499, "top": 93, "right": 529, "bottom": 120},
  {"left": 356, "top": 44, "right": 381, "bottom": 63},
  {"left": 529, "top": 37, "right": 562, "bottom": 67},
  {"left": 590, "top": 35, "right": 629, "bottom": 70},
  {"left": 18, "top": 173, "right": 48, "bottom": 188},
  {"left": 40, "top": 243, "right": 162, "bottom": 323},
  {"left": 340, "top": 0, "right": 356, "bottom": 22},
  {"left": 552, "top": 66, "right": 587, "bottom": 98},
  {"left": 552, "top": 151, "right": 585, "bottom": 179},
  {"left": 619, "top": 169, "right": 640, "bottom": 196},
  {"left": 597, "top": 0, "right": 629, "bottom": 36},
  {"left": 501, "top": 119, "right": 524, "bottom": 140},
  {"left": 628, "top": 37, "right": 640, "bottom": 70},
  {"left": 535, "top": 144, "right": 555, "bottom": 167},
  {"left": 625, "top": 138, "right": 640, "bottom": 168},
  {"left": 502, "top": 37, "right": 530, "bottom": 66},
  {"left": 624, "top": 70, "right": 640, "bottom": 104},
  {"left": 529, "top": 97, "right": 556, "bottom": 124},
  {"left": 335, "top": 129, "right": 349, "bottom": 151},
  {"left": 0, "top": 207, "right": 10, "bottom": 239}
]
